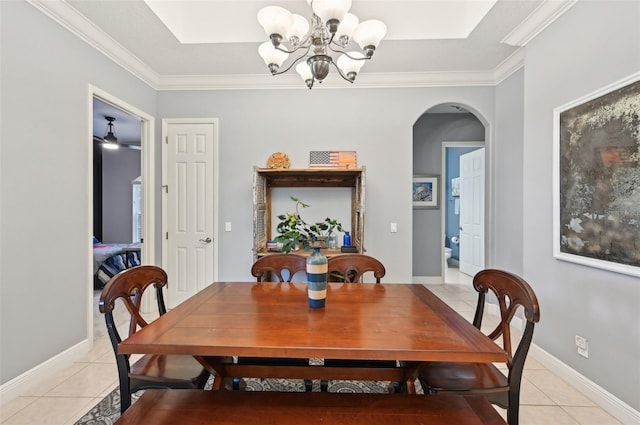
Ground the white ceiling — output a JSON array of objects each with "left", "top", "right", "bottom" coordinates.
[
  {"left": 142, "top": 0, "right": 498, "bottom": 44},
  {"left": 34, "top": 0, "right": 577, "bottom": 90}
]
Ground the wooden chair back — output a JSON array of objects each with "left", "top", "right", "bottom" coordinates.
[
  {"left": 99, "top": 265, "right": 168, "bottom": 342},
  {"left": 327, "top": 254, "right": 386, "bottom": 283},
  {"left": 251, "top": 254, "right": 307, "bottom": 282},
  {"left": 472, "top": 269, "right": 540, "bottom": 369}
]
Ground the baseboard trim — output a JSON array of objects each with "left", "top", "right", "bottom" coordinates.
[
  {"left": 0, "top": 339, "right": 89, "bottom": 406},
  {"left": 529, "top": 343, "right": 640, "bottom": 425}
]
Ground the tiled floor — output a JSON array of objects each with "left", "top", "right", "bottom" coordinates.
[{"left": 0, "top": 269, "right": 623, "bottom": 425}]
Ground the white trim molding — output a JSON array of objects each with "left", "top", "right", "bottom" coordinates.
[
  {"left": 26, "top": 0, "right": 160, "bottom": 89},
  {"left": 530, "top": 344, "right": 640, "bottom": 425},
  {"left": 0, "top": 340, "right": 89, "bottom": 405},
  {"left": 502, "top": 0, "right": 578, "bottom": 47}
]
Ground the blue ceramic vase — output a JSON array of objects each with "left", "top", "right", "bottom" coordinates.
[{"left": 306, "top": 246, "right": 328, "bottom": 308}]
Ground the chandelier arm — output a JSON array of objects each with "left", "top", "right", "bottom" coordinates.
[
  {"left": 327, "top": 44, "right": 371, "bottom": 61},
  {"left": 330, "top": 60, "right": 354, "bottom": 84},
  {"left": 275, "top": 36, "right": 313, "bottom": 54},
  {"left": 271, "top": 50, "right": 312, "bottom": 76}
]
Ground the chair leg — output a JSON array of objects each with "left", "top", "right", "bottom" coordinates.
[
  {"left": 320, "top": 380, "right": 329, "bottom": 392},
  {"left": 119, "top": 378, "right": 132, "bottom": 414},
  {"left": 507, "top": 388, "right": 519, "bottom": 425},
  {"left": 304, "top": 380, "right": 313, "bottom": 392}
]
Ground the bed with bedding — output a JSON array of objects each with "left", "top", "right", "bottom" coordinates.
[{"left": 93, "top": 238, "right": 141, "bottom": 289}]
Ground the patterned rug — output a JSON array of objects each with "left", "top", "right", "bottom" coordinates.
[{"left": 75, "top": 378, "right": 420, "bottom": 424}]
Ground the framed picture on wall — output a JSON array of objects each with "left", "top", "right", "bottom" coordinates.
[
  {"left": 552, "top": 71, "right": 640, "bottom": 277},
  {"left": 412, "top": 176, "right": 439, "bottom": 208}
]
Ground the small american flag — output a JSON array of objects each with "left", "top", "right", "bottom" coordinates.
[{"left": 309, "top": 151, "right": 357, "bottom": 168}]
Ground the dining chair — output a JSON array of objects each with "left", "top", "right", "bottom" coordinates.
[
  {"left": 99, "top": 265, "right": 211, "bottom": 413},
  {"left": 321, "top": 254, "right": 400, "bottom": 392},
  {"left": 418, "top": 268, "right": 540, "bottom": 425},
  {"left": 233, "top": 254, "right": 312, "bottom": 391},
  {"left": 327, "top": 253, "right": 386, "bottom": 283},
  {"left": 250, "top": 253, "right": 307, "bottom": 282}
]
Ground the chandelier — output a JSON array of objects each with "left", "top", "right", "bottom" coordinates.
[{"left": 257, "top": 0, "right": 386, "bottom": 89}]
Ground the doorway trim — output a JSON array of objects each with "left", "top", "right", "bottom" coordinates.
[
  {"left": 87, "top": 85, "right": 156, "bottom": 349},
  {"left": 441, "top": 141, "right": 485, "bottom": 279}
]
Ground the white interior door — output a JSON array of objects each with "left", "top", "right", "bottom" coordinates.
[
  {"left": 164, "top": 121, "right": 216, "bottom": 308},
  {"left": 459, "top": 148, "right": 485, "bottom": 276}
]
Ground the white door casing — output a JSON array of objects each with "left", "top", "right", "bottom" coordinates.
[
  {"left": 459, "top": 148, "right": 485, "bottom": 277},
  {"left": 163, "top": 119, "right": 218, "bottom": 308}
]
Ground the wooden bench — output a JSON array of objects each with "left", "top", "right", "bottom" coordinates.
[{"left": 115, "top": 389, "right": 506, "bottom": 425}]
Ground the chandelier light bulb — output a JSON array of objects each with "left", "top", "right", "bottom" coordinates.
[
  {"left": 312, "top": 0, "right": 352, "bottom": 32},
  {"left": 353, "top": 19, "right": 387, "bottom": 57},
  {"left": 335, "top": 13, "right": 359, "bottom": 46},
  {"left": 295, "top": 62, "right": 314, "bottom": 89},
  {"left": 258, "top": 42, "right": 289, "bottom": 73},
  {"left": 287, "top": 14, "right": 310, "bottom": 46},
  {"left": 337, "top": 51, "right": 365, "bottom": 81},
  {"left": 257, "top": 6, "right": 293, "bottom": 46}
]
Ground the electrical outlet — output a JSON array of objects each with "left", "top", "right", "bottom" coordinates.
[{"left": 575, "top": 335, "right": 589, "bottom": 358}]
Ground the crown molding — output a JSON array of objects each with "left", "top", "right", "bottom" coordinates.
[
  {"left": 157, "top": 71, "right": 497, "bottom": 91},
  {"left": 502, "top": 0, "right": 578, "bottom": 47},
  {"left": 492, "top": 48, "right": 525, "bottom": 84},
  {"left": 26, "top": 0, "right": 160, "bottom": 89}
]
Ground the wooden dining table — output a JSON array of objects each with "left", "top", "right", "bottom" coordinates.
[{"left": 118, "top": 282, "right": 507, "bottom": 392}]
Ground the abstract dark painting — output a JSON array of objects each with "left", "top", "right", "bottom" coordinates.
[{"left": 554, "top": 73, "right": 640, "bottom": 276}]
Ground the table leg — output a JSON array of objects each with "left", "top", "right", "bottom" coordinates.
[{"left": 193, "top": 356, "right": 233, "bottom": 390}]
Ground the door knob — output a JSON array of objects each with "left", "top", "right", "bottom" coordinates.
[{"left": 199, "top": 237, "right": 212, "bottom": 243}]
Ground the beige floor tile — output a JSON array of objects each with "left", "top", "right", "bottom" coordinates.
[
  {"left": 45, "top": 363, "right": 117, "bottom": 398},
  {"left": 98, "top": 380, "right": 119, "bottom": 398},
  {"left": 562, "top": 406, "right": 623, "bottom": 425},
  {"left": 2, "top": 397, "right": 96, "bottom": 425},
  {"left": 22, "top": 363, "right": 88, "bottom": 397},
  {"left": 0, "top": 397, "right": 38, "bottom": 422},
  {"left": 526, "top": 370, "right": 595, "bottom": 407},
  {"left": 62, "top": 398, "right": 103, "bottom": 425},
  {"left": 75, "top": 337, "right": 112, "bottom": 363},
  {"left": 519, "top": 377, "right": 555, "bottom": 405},
  {"left": 524, "top": 356, "right": 547, "bottom": 370},
  {"left": 518, "top": 405, "right": 580, "bottom": 424}
]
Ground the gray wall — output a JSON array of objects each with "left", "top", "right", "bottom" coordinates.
[
  {"left": 494, "top": 69, "right": 525, "bottom": 274},
  {"left": 102, "top": 148, "right": 141, "bottom": 243},
  {"left": 522, "top": 1, "right": 640, "bottom": 410},
  {"left": 412, "top": 114, "right": 485, "bottom": 277},
  {"left": 0, "top": 1, "right": 156, "bottom": 384},
  {"left": 155, "top": 87, "right": 496, "bottom": 284}
]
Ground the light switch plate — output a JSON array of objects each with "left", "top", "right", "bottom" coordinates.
[
  {"left": 225, "top": 222, "right": 232, "bottom": 232},
  {"left": 390, "top": 222, "right": 398, "bottom": 233}
]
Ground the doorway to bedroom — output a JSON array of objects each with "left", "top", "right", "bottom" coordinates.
[{"left": 88, "top": 87, "right": 156, "bottom": 346}]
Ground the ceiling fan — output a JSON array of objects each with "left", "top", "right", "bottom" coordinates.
[{"left": 94, "top": 116, "right": 140, "bottom": 150}]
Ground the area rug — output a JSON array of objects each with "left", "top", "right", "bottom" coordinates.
[{"left": 74, "top": 378, "right": 419, "bottom": 424}]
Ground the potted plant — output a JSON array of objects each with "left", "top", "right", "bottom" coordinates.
[{"left": 274, "top": 196, "right": 344, "bottom": 253}]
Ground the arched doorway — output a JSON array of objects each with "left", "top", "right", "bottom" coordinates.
[{"left": 412, "top": 103, "right": 487, "bottom": 283}]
